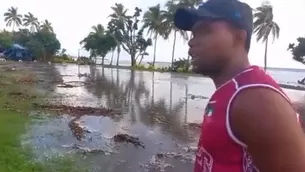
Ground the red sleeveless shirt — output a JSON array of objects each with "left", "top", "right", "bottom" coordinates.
[{"left": 194, "top": 66, "right": 299, "bottom": 172}]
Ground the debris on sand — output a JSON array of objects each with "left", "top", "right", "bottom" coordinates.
[
  {"left": 187, "top": 94, "right": 209, "bottom": 100},
  {"left": 57, "top": 81, "right": 87, "bottom": 88},
  {"left": 32, "top": 103, "right": 121, "bottom": 116},
  {"left": 141, "top": 146, "right": 197, "bottom": 170},
  {"left": 68, "top": 117, "right": 87, "bottom": 141},
  {"left": 184, "top": 122, "right": 201, "bottom": 129},
  {"left": 140, "top": 155, "right": 174, "bottom": 172},
  {"left": 78, "top": 73, "right": 91, "bottom": 78},
  {"left": 113, "top": 133, "right": 145, "bottom": 148},
  {"left": 57, "top": 83, "right": 75, "bottom": 88},
  {"left": 8, "top": 91, "right": 36, "bottom": 100},
  {"left": 15, "top": 73, "right": 37, "bottom": 83},
  {"left": 62, "top": 143, "right": 112, "bottom": 155}
]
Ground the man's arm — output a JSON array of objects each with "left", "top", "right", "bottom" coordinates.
[{"left": 230, "top": 88, "right": 305, "bottom": 172}]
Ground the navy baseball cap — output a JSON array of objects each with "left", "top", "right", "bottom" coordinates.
[{"left": 174, "top": 0, "right": 253, "bottom": 37}]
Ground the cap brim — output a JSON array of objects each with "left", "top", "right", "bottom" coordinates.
[{"left": 174, "top": 7, "right": 221, "bottom": 31}]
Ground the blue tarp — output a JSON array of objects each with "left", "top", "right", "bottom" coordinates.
[{"left": 3, "top": 44, "right": 32, "bottom": 61}]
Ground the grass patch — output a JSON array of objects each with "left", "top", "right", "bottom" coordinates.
[{"left": 0, "top": 68, "right": 87, "bottom": 172}]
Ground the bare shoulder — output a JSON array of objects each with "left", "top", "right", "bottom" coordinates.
[{"left": 230, "top": 87, "right": 305, "bottom": 172}]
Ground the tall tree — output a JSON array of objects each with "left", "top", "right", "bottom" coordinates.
[
  {"left": 253, "top": 1, "right": 280, "bottom": 71},
  {"left": 177, "top": 0, "right": 201, "bottom": 70},
  {"left": 288, "top": 37, "right": 305, "bottom": 64},
  {"left": 109, "top": 3, "right": 128, "bottom": 66},
  {"left": 3, "top": 7, "right": 22, "bottom": 31},
  {"left": 162, "top": 0, "right": 188, "bottom": 68},
  {"left": 114, "top": 7, "right": 152, "bottom": 66},
  {"left": 80, "top": 24, "right": 116, "bottom": 65},
  {"left": 40, "top": 20, "right": 53, "bottom": 32},
  {"left": 288, "top": 37, "right": 305, "bottom": 83},
  {"left": 142, "top": 4, "right": 166, "bottom": 66},
  {"left": 23, "top": 12, "right": 40, "bottom": 33},
  {"left": 178, "top": 0, "right": 202, "bottom": 8}
]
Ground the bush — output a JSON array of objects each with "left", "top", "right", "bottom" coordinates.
[
  {"left": 52, "top": 55, "right": 75, "bottom": 63},
  {"left": 77, "top": 56, "right": 94, "bottom": 65},
  {"left": 147, "top": 64, "right": 155, "bottom": 71},
  {"left": 135, "top": 64, "right": 146, "bottom": 70},
  {"left": 171, "top": 58, "right": 191, "bottom": 72}
]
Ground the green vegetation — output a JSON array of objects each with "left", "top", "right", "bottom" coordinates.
[
  {"left": 1, "top": 7, "right": 62, "bottom": 62},
  {"left": 80, "top": 0, "right": 201, "bottom": 68},
  {"left": 253, "top": 1, "right": 280, "bottom": 71},
  {"left": 0, "top": 69, "right": 86, "bottom": 171},
  {"left": 288, "top": 37, "right": 305, "bottom": 65},
  {"left": 1, "top": 1, "right": 282, "bottom": 73}
]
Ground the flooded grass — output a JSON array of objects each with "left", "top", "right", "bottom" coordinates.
[{"left": 0, "top": 65, "right": 87, "bottom": 172}]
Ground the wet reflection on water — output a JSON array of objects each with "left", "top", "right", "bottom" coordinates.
[
  {"left": 24, "top": 64, "right": 215, "bottom": 172},
  {"left": 23, "top": 64, "right": 305, "bottom": 171}
]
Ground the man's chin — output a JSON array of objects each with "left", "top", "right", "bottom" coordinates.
[{"left": 192, "top": 67, "right": 212, "bottom": 77}]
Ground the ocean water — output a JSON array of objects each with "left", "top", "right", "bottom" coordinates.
[{"left": 98, "top": 59, "right": 305, "bottom": 86}]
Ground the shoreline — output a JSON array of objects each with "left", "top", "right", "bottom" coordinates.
[{"left": 82, "top": 63, "right": 305, "bottom": 92}]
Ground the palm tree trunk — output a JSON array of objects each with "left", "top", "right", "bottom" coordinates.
[
  {"left": 184, "top": 83, "right": 188, "bottom": 123},
  {"left": 186, "top": 33, "right": 192, "bottom": 71},
  {"left": 171, "top": 31, "right": 177, "bottom": 69},
  {"left": 152, "top": 72, "right": 155, "bottom": 106},
  {"left": 110, "top": 50, "right": 114, "bottom": 65},
  {"left": 153, "top": 36, "right": 158, "bottom": 66},
  {"left": 264, "top": 37, "right": 269, "bottom": 71},
  {"left": 139, "top": 54, "right": 144, "bottom": 65},
  {"left": 12, "top": 22, "right": 15, "bottom": 32},
  {"left": 116, "top": 46, "right": 120, "bottom": 66}
]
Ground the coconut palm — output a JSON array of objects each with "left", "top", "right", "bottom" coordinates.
[
  {"left": 176, "top": 0, "right": 201, "bottom": 70},
  {"left": 178, "top": 0, "right": 202, "bottom": 8},
  {"left": 23, "top": 12, "right": 40, "bottom": 32},
  {"left": 142, "top": 4, "right": 167, "bottom": 66},
  {"left": 162, "top": 0, "right": 189, "bottom": 68},
  {"left": 40, "top": 20, "right": 53, "bottom": 32},
  {"left": 253, "top": 1, "right": 280, "bottom": 71},
  {"left": 3, "top": 7, "right": 23, "bottom": 31},
  {"left": 109, "top": 3, "right": 128, "bottom": 66},
  {"left": 80, "top": 24, "right": 116, "bottom": 65},
  {"left": 90, "top": 24, "right": 105, "bottom": 36}
]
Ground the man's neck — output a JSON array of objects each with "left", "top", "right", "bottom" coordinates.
[{"left": 212, "top": 60, "right": 250, "bottom": 89}]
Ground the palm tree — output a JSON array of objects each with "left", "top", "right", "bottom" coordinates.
[
  {"left": 80, "top": 24, "right": 116, "bottom": 65},
  {"left": 142, "top": 4, "right": 167, "bottom": 67},
  {"left": 178, "top": 0, "right": 202, "bottom": 8},
  {"left": 163, "top": 0, "right": 188, "bottom": 68},
  {"left": 40, "top": 20, "right": 53, "bottom": 32},
  {"left": 253, "top": 1, "right": 280, "bottom": 71},
  {"left": 175, "top": 0, "right": 201, "bottom": 70},
  {"left": 23, "top": 12, "right": 40, "bottom": 33},
  {"left": 3, "top": 7, "right": 22, "bottom": 31},
  {"left": 109, "top": 3, "right": 128, "bottom": 66},
  {"left": 90, "top": 24, "right": 105, "bottom": 36}
]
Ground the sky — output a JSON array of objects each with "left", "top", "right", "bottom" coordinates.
[{"left": 1, "top": 0, "right": 305, "bottom": 69}]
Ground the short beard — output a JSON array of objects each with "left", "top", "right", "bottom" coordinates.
[{"left": 193, "top": 62, "right": 225, "bottom": 78}]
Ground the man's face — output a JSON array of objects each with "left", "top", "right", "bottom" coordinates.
[{"left": 188, "top": 20, "right": 236, "bottom": 76}]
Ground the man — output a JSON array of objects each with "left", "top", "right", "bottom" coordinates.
[{"left": 174, "top": 0, "right": 305, "bottom": 172}]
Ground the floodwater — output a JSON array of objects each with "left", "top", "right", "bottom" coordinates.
[
  {"left": 21, "top": 63, "right": 305, "bottom": 172},
  {"left": 23, "top": 64, "right": 214, "bottom": 172}
]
